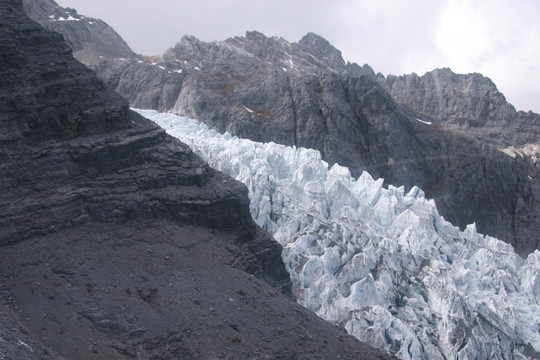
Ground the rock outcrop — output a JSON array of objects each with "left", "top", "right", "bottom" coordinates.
[
  {"left": 0, "top": 1, "right": 394, "bottom": 359},
  {"left": 379, "top": 67, "right": 540, "bottom": 154},
  {"left": 379, "top": 68, "right": 540, "bottom": 174},
  {"left": 22, "top": 2, "right": 540, "bottom": 258},
  {"left": 22, "top": 0, "right": 136, "bottom": 65}
]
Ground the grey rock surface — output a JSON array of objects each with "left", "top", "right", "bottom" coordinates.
[
  {"left": 22, "top": 0, "right": 136, "bottom": 65},
  {"left": 379, "top": 67, "right": 540, "bottom": 149},
  {"left": 22, "top": 2, "right": 540, "bottom": 257},
  {"left": 0, "top": 1, "right": 394, "bottom": 359}
]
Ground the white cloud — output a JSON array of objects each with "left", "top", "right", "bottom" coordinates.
[
  {"left": 433, "top": 0, "right": 540, "bottom": 111},
  {"left": 329, "top": 0, "right": 446, "bottom": 73},
  {"left": 436, "top": 1, "right": 494, "bottom": 68}
]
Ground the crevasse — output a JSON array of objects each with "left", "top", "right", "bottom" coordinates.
[{"left": 136, "top": 109, "right": 540, "bottom": 360}]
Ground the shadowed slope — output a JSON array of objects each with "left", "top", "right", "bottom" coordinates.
[{"left": 0, "top": 1, "right": 393, "bottom": 358}]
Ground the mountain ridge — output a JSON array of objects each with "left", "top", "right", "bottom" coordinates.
[
  {"left": 23, "top": 0, "right": 539, "bottom": 256},
  {"left": 22, "top": 0, "right": 136, "bottom": 64},
  {"left": 378, "top": 67, "right": 540, "bottom": 150}
]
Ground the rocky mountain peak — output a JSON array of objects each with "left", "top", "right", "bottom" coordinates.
[
  {"left": 164, "top": 34, "right": 204, "bottom": 61},
  {"left": 22, "top": 0, "right": 68, "bottom": 22},
  {"left": 163, "top": 30, "right": 346, "bottom": 75},
  {"left": 296, "top": 31, "right": 346, "bottom": 70},
  {"left": 22, "top": 0, "right": 136, "bottom": 64},
  {"left": 244, "top": 29, "right": 275, "bottom": 43},
  {"left": 380, "top": 67, "right": 540, "bottom": 148},
  {"left": 237, "top": 30, "right": 291, "bottom": 59}
]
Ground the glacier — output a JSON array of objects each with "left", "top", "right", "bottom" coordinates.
[{"left": 136, "top": 109, "right": 540, "bottom": 360}]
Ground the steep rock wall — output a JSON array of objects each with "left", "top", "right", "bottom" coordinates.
[{"left": 0, "top": 2, "right": 398, "bottom": 359}]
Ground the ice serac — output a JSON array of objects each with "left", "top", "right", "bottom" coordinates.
[
  {"left": 140, "top": 109, "right": 540, "bottom": 360},
  {"left": 0, "top": 2, "right": 396, "bottom": 359},
  {"left": 23, "top": 0, "right": 540, "bottom": 256}
]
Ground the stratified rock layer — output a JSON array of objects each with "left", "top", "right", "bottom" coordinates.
[
  {"left": 0, "top": 1, "right": 394, "bottom": 359},
  {"left": 1, "top": 0, "right": 267, "bottom": 261}
]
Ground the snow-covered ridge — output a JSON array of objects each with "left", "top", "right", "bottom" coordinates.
[{"left": 136, "top": 109, "right": 540, "bottom": 360}]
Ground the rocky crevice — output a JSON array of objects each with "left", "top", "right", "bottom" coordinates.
[{"left": 285, "top": 74, "right": 299, "bottom": 148}]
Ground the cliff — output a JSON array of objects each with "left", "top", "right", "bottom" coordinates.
[
  {"left": 380, "top": 67, "right": 540, "bottom": 152},
  {"left": 0, "top": 1, "right": 393, "bottom": 358},
  {"left": 21, "top": 3, "right": 540, "bottom": 257}
]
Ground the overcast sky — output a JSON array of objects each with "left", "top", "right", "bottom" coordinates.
[{"left": 56, "top": 0, "right": 540, "bottom": 113}]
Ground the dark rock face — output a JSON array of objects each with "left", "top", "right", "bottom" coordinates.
[
  {"left": 0, "top": 1, "right": 394, "bottom": 359},
  {"left": 1, "top": 222, "right": 394, "bottom": 360},
  {"left": 1, "top": 0, "right": 259, "bottom": 253},
  {"left": 22, "top": 4, "right": 540, "bottom": 257}
]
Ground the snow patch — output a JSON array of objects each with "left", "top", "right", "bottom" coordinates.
[
  {"left": 54, "top": 15, "right": 80, "bottom": 22},
  {"left": 500, "top": 146, "right": 525, "bottom": 158},
  {"left": 17, "top": 340, "right": 32, "bottom": 351},
  {"left": 416, "top": 118, "right": 432, "bottom": 125}
]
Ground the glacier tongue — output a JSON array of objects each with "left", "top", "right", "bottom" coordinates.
[{"left": 136, "top": 109, "right": 540, "bottom": 360}]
